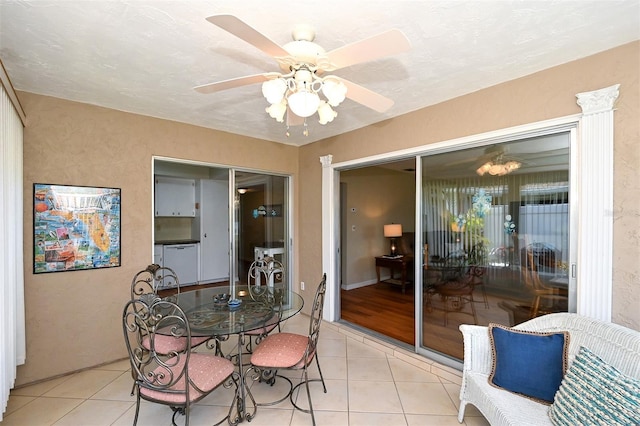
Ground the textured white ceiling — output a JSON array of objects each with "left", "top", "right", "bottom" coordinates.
[{"left": 1, "top": 1, "right": 638, "bottom": 146}]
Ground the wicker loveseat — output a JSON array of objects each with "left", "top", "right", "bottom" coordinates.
[{"left": 458, "top": 313, "right": 640, "bottom": 425}]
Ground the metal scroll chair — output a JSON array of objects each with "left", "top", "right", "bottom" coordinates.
[
  {"left": 244, "top": 256, "right": 285, "bottom": 353},
  {"left": 122, "top": 297, "right": 237, "bottom": 426},
  {"left": 130, "top": 264, "right": 210, "bottom": 348},
  {"left": 129, "top": 264, "right": 212, "bottom": 395},
  {"left": 522, "top": 250, "right": 568, "bottom": 318},
  {"left": 130, "top": 263, "right": 179, "bottom": 300},
  {"left": 249, "top": 274, "right": 327, "bottom": 426}
]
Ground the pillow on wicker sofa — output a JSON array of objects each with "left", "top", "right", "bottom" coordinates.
[
  {"left": 488, "top": 323, "right": 569, "bottom": 404},
  {"left": 548, "top": 345, "right": 640, "bottom": 425}
]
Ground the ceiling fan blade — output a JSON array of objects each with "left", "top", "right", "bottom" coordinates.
[
  {"left": 206, "top": 15, "right": 290, "bottom": 58},
  {"left": 194, "top": 73, "right": 274, "bottom": 94},
  {"left": 323, "top": 29, "right": 411, "bottom": 71},
  {"left": 335, "top": 77, "right": 394, "bottom": 113}
]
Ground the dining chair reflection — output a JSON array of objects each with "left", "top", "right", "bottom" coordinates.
[{"left": 522, "top": 251, "right": 568, "bottom": 318}]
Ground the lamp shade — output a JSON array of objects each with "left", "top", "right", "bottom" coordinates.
[
  {"left": 265, "top": 100, "right": 287, "bottom": 122},
  {"left": 384, "top": 224, "right": 403, "bottom": 238},
  {"left": 317, "top": 101, "right": 337, "bottom": 125},
  {"left": 262, "top": 78, "right": 287, "bottom": 104},
  {"left": 287, "top": 90, "right": 320, "bottom": 117},
  {"left": 322, "top": 78, "right": 347, "bottom": 107}
]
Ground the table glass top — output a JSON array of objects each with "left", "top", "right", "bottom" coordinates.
[{"left": 174, "top": 285, "right": 304, "bottom": 337}]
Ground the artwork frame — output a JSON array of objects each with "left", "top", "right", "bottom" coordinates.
[{"left": 33, "top": 183, "right": 121, "bottom": 274}]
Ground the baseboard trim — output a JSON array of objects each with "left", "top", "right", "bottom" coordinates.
[{"left": 341, "top": 275, "right": 391, "bottom": 291}]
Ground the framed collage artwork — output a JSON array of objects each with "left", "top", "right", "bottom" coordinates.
[{"left": 33, "top": 183, "right": 121, "bottom": 273}]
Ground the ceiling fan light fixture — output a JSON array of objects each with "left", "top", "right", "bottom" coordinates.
[
  {"left": 197, "top": 16, "right": 412, "bottom": 137},
  {"left": 287, "top": 90, "right": 320, "bottom": 118},
  {"left": 489, "top": 164, "right": 505, "bottom": 175},
  {"left": 476, "top": 163, "right": 492, "bottom": 176},
  {"left": 262, "top": 78, "right": 287, "bottom": 104},
  {"left": 317, "top": 101, "right": 337, "bottom": 124},
  {"left": 504, "top": 160, "right": 521, "bottom": 173},
  {"left": 322, "top": 78, "right": 347, "bottom": 107},
  {"left": 477, "top": 159, "right": 522, "bottom": 176},
  {"left": 265, "top": 99, "right": 287, "bottom": 122}
]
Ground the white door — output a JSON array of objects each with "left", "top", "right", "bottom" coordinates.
[{"left": 200, "top": 179, "right": 229, "bottom": 282}]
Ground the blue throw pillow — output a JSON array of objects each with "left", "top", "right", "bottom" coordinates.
[
  {"left": 549, "top": 346, "right": 640, "bottom": 426},
  {"left": 489, "top": 323, "right": 569, "bottom": 404}
]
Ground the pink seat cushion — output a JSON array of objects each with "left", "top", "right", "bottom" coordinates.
[
  {"left": 250, "top": 332, "right": 313, "bottom": 369},
  {"left": 139, "top": 353, "right": 234, "bottom": 404},
  {"left": 142, "top": 332, "right": 209, "bottom": 354}
]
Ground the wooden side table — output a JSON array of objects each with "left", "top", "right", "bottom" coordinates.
[{"left": 375, "top": 255, "right": 413, "bottom": 293}]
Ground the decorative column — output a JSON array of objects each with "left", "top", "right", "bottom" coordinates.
[
  {"left": 575, "top": 84, "right": 619, "bottom": 322},
  {"left": 320, "top": 154, "right": 337, "bottom": 321}
]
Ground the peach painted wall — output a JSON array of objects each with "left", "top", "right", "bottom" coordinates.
[
  {"left": 298, "top": 41, "right": 639, "bottom": 330},
  {"left": 19, "top": 93, "right": 298, "bottom": 385}
]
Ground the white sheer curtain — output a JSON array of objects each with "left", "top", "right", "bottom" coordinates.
[
  {"left": 423, "top": 170, "right": 569, "bottom": 270},
  {"left": 1, "top": 74, "right": 26, "bottom": 420}
]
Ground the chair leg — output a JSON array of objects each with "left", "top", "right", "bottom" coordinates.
[
  {"left": 303, "top": 366, "right": 316, "bottom": 426},
  {"left": 530, "top": 296, "right": 541, "bottom": 318},
  {"left": 133, "top": 391, "right": 141, "bottom": 426},
  {"left": 478, "top": 284, "right": 489, "bottom": 309},
  {"left": 469, "top": 295, "right": 478, "bottom": 324},
  {"left": 171, "top": 406, "right": 188, "bottom": 426},
  {"left": 290, "top": 356, "right": 327, "bottom": 421},
  {"left": 130, "top": 365, "right": 140, "bottom": 396},
  {"left": 314, "top": 354, "right": 327, "bottom": 393}
]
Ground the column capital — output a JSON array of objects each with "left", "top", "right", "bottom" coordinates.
[
  {"left": 319, "top": 155, "right": 333, "bottom": 167},
  {"left": 576, "top": 84, "right": 620, "bottom": 114}
]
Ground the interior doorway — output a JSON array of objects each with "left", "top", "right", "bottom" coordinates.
[
  {"left": 152, "top": 158, "right": 291, "bottom": 293},
  {"left": 339, "top": 161, "right": 417, "bottom": 346}
]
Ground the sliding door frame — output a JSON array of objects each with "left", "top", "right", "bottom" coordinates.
[
  {"left": 151, "top": 157, "right": 293, "bottom": 293},
  {"left": 321, "top": 109, "right": 608, "bottom": 365}
]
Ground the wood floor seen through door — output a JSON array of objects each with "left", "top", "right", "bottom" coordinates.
[{"left": 340, "top": 281, "right": 414, "bottom": 345}]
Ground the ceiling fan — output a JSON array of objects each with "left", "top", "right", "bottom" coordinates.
[
  {"left": 443, "top": 144, "right": 570, "bottom": 176},
  {"left": 194, "top": 15, "right": 411, "bottom": 134}
]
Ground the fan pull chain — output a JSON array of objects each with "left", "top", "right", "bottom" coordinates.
[{"left": 284, "top": 120, "right": 311, "bottom": 137}]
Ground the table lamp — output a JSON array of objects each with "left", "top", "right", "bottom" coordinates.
[{"left": 383, "top": 224, "right": 403, "bottom": 256}]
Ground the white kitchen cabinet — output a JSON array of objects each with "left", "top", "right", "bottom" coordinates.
[
  {"left": 154, "top": 176, "right": 196, "bottom": 217},
  {"left": 193, "top": 179, "right": 229, "bottom": 283}
]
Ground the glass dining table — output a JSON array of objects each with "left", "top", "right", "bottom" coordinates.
[{"left": 173, "top": 284, "right": 304, "bottom": 424}]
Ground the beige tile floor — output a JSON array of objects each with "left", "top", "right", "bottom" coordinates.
[{"left": 3, "top": 314, "right": 489, "bottom": 426}]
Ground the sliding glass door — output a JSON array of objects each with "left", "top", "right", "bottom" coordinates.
[
  {"left": 232, "top": 171, "right": 289, "bottom": 289},
  {"left": 153, "top": 159, "right": 290, "bottom": 293},
  {"left": 418, "top": 133, "right": 573, "bottom": 359}
]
